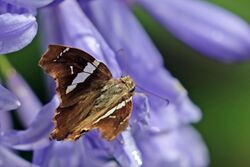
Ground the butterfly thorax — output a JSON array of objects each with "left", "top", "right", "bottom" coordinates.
[
  {"left": 93, "top": 75, "right": 135, "bottom": 112},
  {"left": 120, "top": 75, "right": 135, "bottom": 92}
]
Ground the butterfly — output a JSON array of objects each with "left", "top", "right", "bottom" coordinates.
[{"left": 39, "top": 45, "right": 135, "bottom": 141}]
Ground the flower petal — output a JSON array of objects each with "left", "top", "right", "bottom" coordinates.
[
  {"left": 6, "top": 71, "right": 41, "bottom": 127},
  {"left": 0, "top": 1, "right": 35, "bottom": 15},
  {"left": 84, "top": 130, "right": 142, "bottom": 167},
  {"left": 33, "top": 138, "right": 118, "bottom": 167},
  {"left": 2, "top": 0, "right": 53, "bottom": 8},
  {"left": 33, "top": 141, "right": 85, "bottom": 167},
  {"left": 35, "top": 130, "right": 141, "bottom": 167},
  {"left": 0, "top": 111, "right": 12, "bottom": 130},
  {"left": 134, "top": 126, "right": 209, "bottom": 167},
  {"left": 0, "top": 145, "right": 38, "bottom": 167},
  {"left": 118, "top": 130, "right": 143, "bottom": 166},
  {"left": 0, "top": 96, "right": 58, "bottom": 150},
  {"left": 147, "top": 98, "right": 201, "bottom": 132},
  {"left": 82, "top": 0, "right": 183, "bottom": 103},
  {"left": 0, "top": 84, "right": 20, "bottom": 112},
  {"left": 81, "top": 135, "right": 120, "bottom": 167},
  {"left": 137, "top": 0, "right": 250, "bottom": 63},
  {"left": 0, "top": 13, "right": 37, "bottom": 54},
  {"left": 81, "top": 0, "right": 201, "bottom": 128},
  {"left": 130, "top": 94, "right": 150, "bottom": 131},
  {"left": 40, "top": 0, "right": 121, "bottom": 77}
]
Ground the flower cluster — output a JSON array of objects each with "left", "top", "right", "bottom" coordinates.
[{"left": 1, "top": 0, "right": 250, "bottom": 166}]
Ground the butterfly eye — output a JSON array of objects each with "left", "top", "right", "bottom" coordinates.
[{"left": 130, "top": 86, "right": 135, "bottom": 93}]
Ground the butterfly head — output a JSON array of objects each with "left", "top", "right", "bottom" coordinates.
[{"left": 120, "top": 76, "right": 135, "bottom": 93}]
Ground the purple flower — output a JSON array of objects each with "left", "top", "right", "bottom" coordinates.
[
  {"left": 0, "top": 0, "right": 53, "bottom": 54},
  {"left": 0, "top": 55, "right": 41, "bottom": 126},
  {"left": 1, "top": 0, "right": 53, "bottom": 8},
  {"left": 81, "top": 0, "right": 207, "bottom": 165},
  {"left": 81, "top": 0, "right": 201, "bottom": 130},
  {"left": 0, "top": 110, "right": 12, "bottom": 130},
  {"left": 135, "top": 0, "right": 250, "bottom": 63},
  {"left": 134, "top": 126, "right": 209, "bottom": 167},
  {"left": 0, "top": 57, "right": 57, "bottom": 150},
  {"left": 0, "top": 57, "right": 56, "bottom": 166},
  {"left": 0, "top": 145, "right": 39, "bottom": 167},
  {"left": 6, "top": 71, "right": 42, "bottom": 127},
  {"left": 39, "top": 0, "right": 121, "bottom": 77},
  {"left": 0, "top": 84, "right": 19, "bottom": 131},
  {"left": 0, "top": 0, "right": 214, "bottom": 166},
  {"left": 0, "top": 84, "right": 20, "bottom": 112},
  {"left": 0, "top": 96, "right": 58, "bottom": 150},
  {"left": 38, "top": 1, "right": 142, "bottom": 166},
  {"left": 0, "top": 66, "right": 44, "bottom": 166},
  {"left": 7, "top": 0, "right": 250, "bottom": 166},
  {"left": 0, "top": 0, "right": 206, "bottom": 166}
]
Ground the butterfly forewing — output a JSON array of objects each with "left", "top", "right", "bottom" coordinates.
[{"left": 39, "top": 45, "right": 112, "bottom": 107}]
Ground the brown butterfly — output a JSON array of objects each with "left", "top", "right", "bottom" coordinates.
[{"left": 39, "top": 45, "right": 135, "bottom": 141}]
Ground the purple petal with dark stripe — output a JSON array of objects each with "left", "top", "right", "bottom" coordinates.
[
  {"left": 0, "top": 96, "right": 58, "bottom": 150},
  {"left": 137, "top": 0, "right": 250, "bottom": 63},
  {"left": 0, "top": 13, "right": 37, "bottom": 54},
  {"left": 2, "top": 0, "right": 53, "bottom": 8},
  {"left": 0, "top": 145, "right": 38, "bottom": 167},
  {"left": 7, "top": 71, "right": 41, "bottom": 127},
  {"left": 0, "top": 84, "right": 20, "bottom": 112},
  {"left": 0, "top": 1, "right": 35, "bottom": 15}
]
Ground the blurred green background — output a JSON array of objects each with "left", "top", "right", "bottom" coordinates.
[{"left": 3, "top": 0, "right": 250, "bottom": 167}]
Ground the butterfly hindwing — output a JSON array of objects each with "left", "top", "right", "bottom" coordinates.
[
  {"left": 93, "top": 100, "right": 132, "bottom": 141},
  {"left": 56, "top": 97, "right": 133, "bottom": 141},
  {"left": 50, "top": 92, "right": 98, "bottom": 140}
]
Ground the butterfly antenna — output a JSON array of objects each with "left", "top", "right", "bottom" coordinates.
[{"left": 136, "top": 85, "right": 170, "bottom": 105}]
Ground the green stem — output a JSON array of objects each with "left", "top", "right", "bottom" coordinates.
[{"left": 0, "top": 55, "right": 15, "bottom": 79}]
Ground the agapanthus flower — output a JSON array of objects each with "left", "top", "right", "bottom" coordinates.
[
  {"left": 0, "top": 59, "right": 38, "bottom": 166},
  {"left": 135, "top": 0, "right": 250, "bottom": 63},
  {"left": 0, "top": 72, "right": 58, "bottom": 166},
  {"left": 5, "top": 66, "right": 42, "bottom": 127},
  {"left": 0, "top": 84, "right": 20, "bottom": 113},
  {"left": 80, "top": 1, "right": 207, "bottom": 166},
  {"left": 0, "top": 0, "right": 53, "bottom": 54},
  {"left": 0, "top": 58, "right": 20, "bottom": 132},
  {"left": 0, "top": 83, "right": 19, "bottom": 133},
  {"left": 1, "top": 0, "right": 250, "bottom": 166}
]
